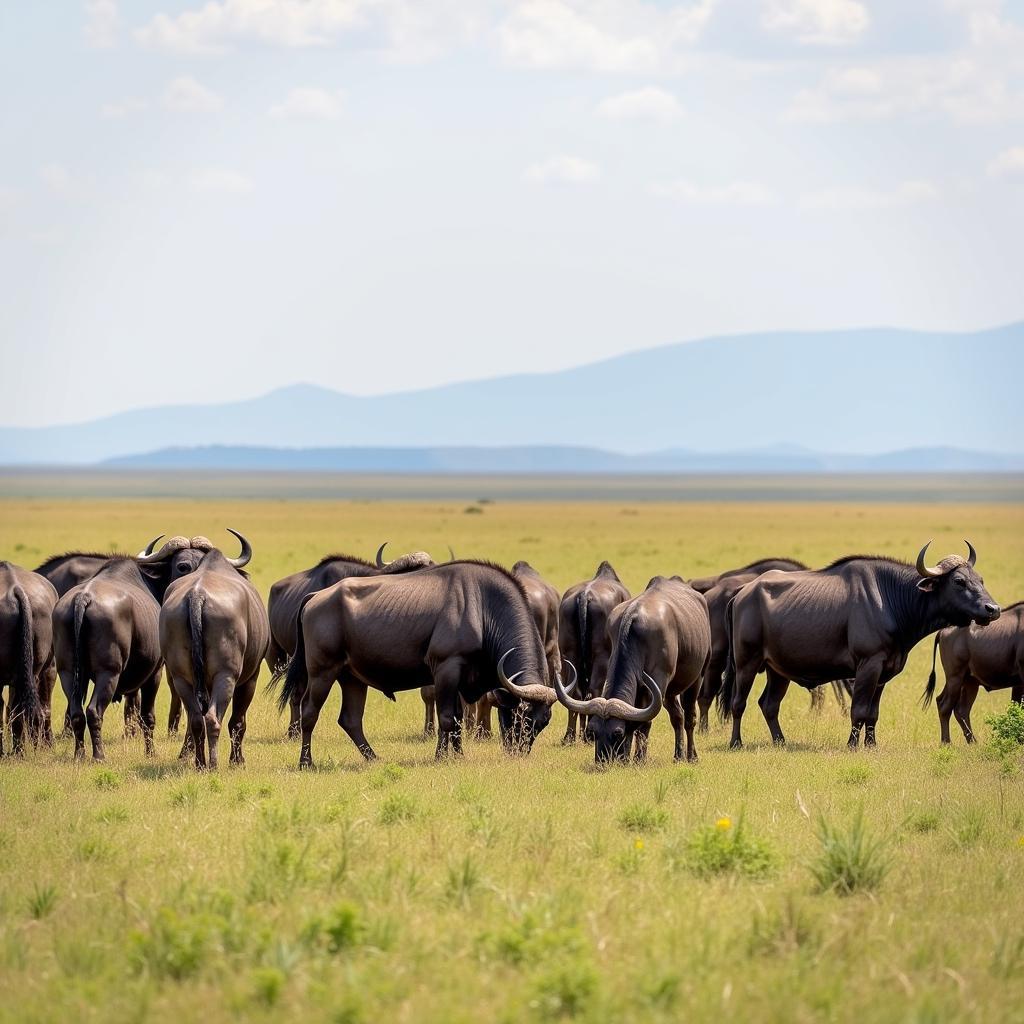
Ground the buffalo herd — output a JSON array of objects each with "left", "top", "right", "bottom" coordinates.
[{"left": 0, "top": 531, "right": 1015, "bottom": 766}]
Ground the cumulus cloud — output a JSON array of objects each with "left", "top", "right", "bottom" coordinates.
[
  {"left": 761, "top": 0, "right": 869, "bottom": 46},
  {"left": 84, "top": 0, "right": 118, "bottom": 48},
  {"left": 162, "top": 77, "right": 224, "bottom": 113},
  {"left": 988, "top": 145, "right": 1024, "bottom": 179},
  {"left": 188, "top": 168, "right": 255, "bottom": 193},
  {"left": 800, "top": 179, "right": 940, "bottom": 210},
  {"left": 269, "top": 87, "right": 344, "bottom": 120},
  {"left": 498, "top": 0, "right": 717, "bottom": 74},
  {"left": 136, "top": 0, "right": 479, "bottom": 60},
  {"left": 651, "top": 179, "right": 777, "bottom": 205},
  {"left": 596, "top": 86, "right": 681, "bottom": 121},
  {"left": 524, "top": 155, "right": 601, "bottom": 184}
]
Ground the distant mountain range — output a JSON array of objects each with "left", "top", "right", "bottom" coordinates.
[
  {"left": 104, "top": 444, "right": 1024, "bottom": 473},
  {"left": 2, "top": 324, "right": 1021, "bottom": 467}
]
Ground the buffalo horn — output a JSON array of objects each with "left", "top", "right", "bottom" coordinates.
[
  {"left": 497, "top": 648, "right": 558, "bottom": 705},
  {"left": 136, "top": 535, "right": 190, "bottom": 564},
  {"left": 137, "top": 535, "right": 164, "bottom": 558},
  {"left": 225, "top": 528, "right": 252, "bottom": 568},
  {"left": 916, "top": 541, "right": 943, "bottom": 579},
  {"left": 376, "top": 543, "right": 389, "bottom": 569},
  {"left": 964, "top": 539, "right": 977, "bottom": 567}
]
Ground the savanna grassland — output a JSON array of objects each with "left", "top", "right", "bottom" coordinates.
[{"left": 1, "top": 492, "right": 1023, "bottom": 1024}]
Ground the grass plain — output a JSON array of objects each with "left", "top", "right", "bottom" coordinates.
[{"left": 0, "top": 491, "right": 1023, "bottom": 1024}]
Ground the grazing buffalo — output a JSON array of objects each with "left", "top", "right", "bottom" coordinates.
[
  {"left": 280, "top": 561, "right": 559, "bottom": 765},
  {"left": 558, "top": 562, "right": 630, "bottom": 744},
  {"left": 425, "top": 561, "right": 561, "bottom": 742},
  {"left": 556, "top": 576, "right": 710, "bottom": 763},
  {"left": 0, "top": 563, "right": 57, "bottom": 754},
  {"left": 722, "top": 542, "right": 1001, "bottom": 749},
  {"left": 922, "top": 601, "right": 1024, "bottom": 743},
  {"left": 268, "top": 544, "right": 433, "bottom": 737},
  {"left": 160, "top": 533, "right": 267, "bottom": 769},
  {"left": 687, "top": 558, "right": 808, "bottom": 595},
  {"left": 53, "top": 559, "right": 165, "bottom": 760}
]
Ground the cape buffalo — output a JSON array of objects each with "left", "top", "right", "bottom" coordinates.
[
  {"left": 687, "top": 558, "right": 808, "bottom": 595},
  {"left": 160, "top": 534, "right": 267, "bottom": 769},
  {"left": 53, "top": 559, "right": 165, "bottom": 760},
  {"left": 38, "top": 536, "right": 211, "bottom": 737},
  {"left": 0, "top": 563, "right": 57, "bottom": 754},
  {"left": 424, "top": 561, "right": 561, "bottom": 743},
  {"left": 697, "top": 568, "right": 850, "bottom": 732},
  {"left": 556, "top": 576, "right": 710, "bottom": 763},
  {"left": 722, "top": 542, "right": 1001, "bottom": 750},
  {"left": 268, "top": 544, "right": 433, "bottom": 737},
  {"left": 279, "top": 561, "right": 559, "bottom": 766},
  {"left": 922, "top": 601, "right": 1024, "bottom": 743},
  {"left": 558, "top": 561, "right": 630, "bottom": 744}
]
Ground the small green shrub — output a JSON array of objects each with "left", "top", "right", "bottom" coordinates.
[
  {"left": 130, "top": 906, "right": 212, "bottom": 979},
  {"left": 303, "top": 902, "right": 365, "bottom": 953},
  {"left": 909, "top": 809, "right": 941, "bottom": 834},
  {"left": 528, "top": 959, "right": 600, "bottom": 1020},
  {"left": 368, "top": 763, "right": 406, "bottom": 789},
  {"left": 987, "top": 702, "right": 1024, "bottom": 747},
  {"left": 251, "top": 966, "right": 286, "bottom": 1006},
  {"left": 837, "top": 764, "right": 872, "bottom": 786},
  {"left": 618, "top": 803, "right": 669, "bottom": 832},
  {"left": 809, "top": 809, "right": 891, "bottom": 896},
  {"left": 170, "top": 780, "right": 203, "bottom": 808},
  {"left": 478, "top": 908, "right": 584, "bottom": 967},
  {"left": 92, "top": 767, "right": 122, "bottom": 791},
  {"left": 97, "top": 804, "right": 129, "bottom": 825},
  {"left": 27, "top": 883, "right": 58, "bottom": 920},
  {"left": 949, "top": 808, "right": 986, "bottom": 850},
  {"left": 685, "top": 814, "right": 775, "bottom": 878},
  {"left": 931, "top": 747, "right": 957, "bottom": 779},
  {"left": 445, "top": 854, "right": 481, "bottom": 906},
  {"left": 378, "top": 792, "right": 418, "bottom": 825}
]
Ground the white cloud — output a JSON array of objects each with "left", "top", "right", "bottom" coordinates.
[
  {"left": 162, "top": 77, "right": 224, "bottom": 113},
  {"left": 269, "top": 87, "right": 344, "bottom": 120},
  {"left": 499, "top": 0, "right": 717, "bottom": 74},
  {"left": 596, "top": 86, "right": 681, "bottom": 121},
  {"left": 761, "top": 0, "right": 869, "bottom": 46},
  {"left": 84, "top": 0, "right": 118, "bottom": 48},
  {"left": 800, "top": 179, "right": 941, "bottom": 210},
  {"left": 524, "top": 155, "right": 601, "bottom": 184},
  {"left": 188, "top": 168, "right": 255, "bottom": 194},
  {"left": 988, "top": 145, "right": 1024, "bottom": 179},
  {"left": 135, "top": 0, "right": 479, "bottom": 59},
  {"left": 651, "top": 179, "right": 778, "bottom": 205},
  {"left": 100, "top": 97, "right": 149, "bottom": 119}
]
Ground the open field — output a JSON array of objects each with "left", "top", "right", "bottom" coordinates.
[{"left": 1, "top": 494, "right": 1024, "bottom": 1024}]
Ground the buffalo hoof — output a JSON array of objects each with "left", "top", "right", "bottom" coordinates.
[
  {"left": 772, "top": 736, "right": 786, "bottom": 747},
  {"left": 561, "top": 733, "right": 576, "bottom": 746},
  {"left": 729, "top": 738, "right": 743, "bottom": 750}
]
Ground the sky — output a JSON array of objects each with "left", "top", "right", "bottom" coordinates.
[{"left": 1, "top": 0, "right": 1023, "bottom": 427}]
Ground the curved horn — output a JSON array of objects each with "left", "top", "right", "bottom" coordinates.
[
  {"left": 375, "top": 543, "right": 389, "bottom": 569},
  {"left": 136, "top": 536, "right": 189, "bottom": 564},
  {"left": 554, "top": 659, "right": 610, "bottom": 716},
  {"left": 138, "top": 535, "right": 164, "bottom": 558},
  {"left": 496, "top": 649, "right": 558, "bottom": 705},
  {"left": 553, "top": 666, "right": 663, "bottom": 723},
  {"left": 448, "top": 545, "right": 456, "bottom": 562},
  {"left": 225, "top": 528, "right": 252, "bottom": 568},
  {"left": 964, "top": 539, "right": 977, "bottom": 567},
  {"left": 916, "top": 541, "right": 943, "bottom": 579}
]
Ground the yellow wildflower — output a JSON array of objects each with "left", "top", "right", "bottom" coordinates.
[
  {"left": 634, "top": 838, "right": 644, "bottom": 851},
  {"left": 716, "top": 817, "right": 732, "bottom": 831}
]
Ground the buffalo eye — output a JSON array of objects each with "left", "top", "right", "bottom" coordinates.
[{"left": 953, "top": 576, "right": 966, "bottom": 588}]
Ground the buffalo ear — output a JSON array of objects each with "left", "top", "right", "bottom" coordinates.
[
  {"left": 917, "top": 577, "right": 939, "bottom": 592},
  {"left": 490, "top": 689, "right": 516, "bottom": 709}
]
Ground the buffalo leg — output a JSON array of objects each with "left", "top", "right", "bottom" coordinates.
[
  {"left": 863, "top": 679, "right": 889, "bottom": 747},
  {"left": 86, "top": 670, "right": 122, "bottom": 761},
  {"left": 166, "top": 670, "right": 183, "bottom": 736},
  {"left": 0, "top": 687, "right": 4, "bottom": 756},
  {"left": 7, "top": 685, "right": 30, "bottom": 757},
  {"left": 953, "top": 677, "right": 980, "bottom": 744},
  {"left": 139, "top": 672, "right": 159, "bottom": 758},
  {"left": 433, "top": 660, "right": 466, "bottom": 760},
  {"left": 59, "top": 665, "right": 89, "bottom": 760},
  {"left": 681, "top": 686, "right": 698, "bottom": 762},
  {"left": 338, "top": 677, "right": 376, "bottom": 761},
  {"left": 287, "top": 678, "right": 302, "bottom": 740},
  {"left": 204, "top": 671, "right": 238, "bottom": 771},
  {"left": 478, "top": 697, "right": 493, "bottom": 739},
  {"left": 729, "top": 663, "right": 760, "bottom": 750},
  {"left": 847, "top": 658, "right": 884, "bottom": 749},
  {"left": 697, "top": 649, "right": 727, "bottom": 733},
  {"left": 935, "top": 670, "right": 964, "bottom": 745},
  {"left": 759, "top": 669, "right": 791, "bottom": 746},
  {"left": 228, "top": 673, "right": 257, "bottom": 766},
  {"left": 298, "top": 670, "right": 335, "bottom": 769},
  {"left": 809, "top": 686, "right": 825, "bottom": 714},
  {"left": 170, "top": 675, "right": 206, "bottom": 769},
  {"left": 37, "top": 659, "right": 56, "bottom": 747},
  {"left": 420, "top": 686, "right": 436, "bottom": 739}
]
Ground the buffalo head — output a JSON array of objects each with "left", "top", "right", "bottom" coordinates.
[
  {"left": 916, "top": 541, "right": 1000, "bottom": 627},
  {"left": 490, "top": 649, "right": 558, "bottom": 753},
  {"left": 136, "top": 529, "right": 252, "bottom": 598},
  {"left": 554, "top": 661, "right": 664, "bottom": 763}
]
